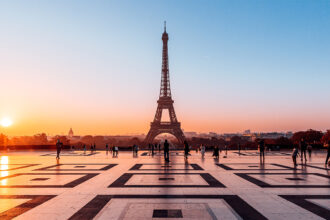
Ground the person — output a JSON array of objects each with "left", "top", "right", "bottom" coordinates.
[
  {"left": 112, "top": 146, "right": 116, "bottom": 157},
  {"left": 307, "top": 143, "right": 312, "bottom": 158},
  {"left": 299, "top": 138, "right": 307, "bottom": 162},
  {"left": 184, "top": 140, "right": 190, "bottom": 160},
  {"left": 151, "top": 143, "right": 155, "bottom": 155},
  {"left": 259, "top": 139, "right": 265, "bottom": 160},
  {"left": 132, "top": 144, "right": 138, "bottom": 156},
  {"left": 213, "top": 146, "right": 219, "bottom": 159},
  {"left": 148, "top": 144, "right": 151, "bottom": 155},
  {"left": 56, "top": 139, "right": 62, "bottom": 159},
  {"left": 225, "top": 145, "right": 228, "bottom": 157},
  {"left": 115, "top": 146, "right": 118, "bottom": 156},
  {"left": 326, "top": 140, "right": 330, "bottom": 166},
  {"left": 200, "top": 145, "right": 205, "bottom": 158},
  {"left": 238, "top": 143, "right": 241, "bottom": 155},
  {"left": 83, "top": 144, "right": 86, "bottom": 154},
  {"left": 93, "top": 143, "right": 96, "bottom": 152},
  {"left": 164, "top": 139, "right": 170, "bottom": 162},
  {"left": 292, "top": 146, "right": 300, "bottom": 167},
  {"left": 106, "top": 143, "right": 109, "bottom": 153},
  {"left": 158, "top": 143, "right": 161, "bottom": 152}
]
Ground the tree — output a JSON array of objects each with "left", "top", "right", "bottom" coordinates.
[
  {"left": 81, "top": 135, "right": 94, "bottom": 145},
  {"left": 33, "top": 133, "right": 48, "bottom": 145},
  {"left": 0, "top": 133, "right": 8, "bottom": 146},
  {"left": 321, "top": 130, "right": 330, "bottom": 144},
  {"left": 291, "top": 129, "right": 323, "bottom": 144},
  {"left": 51, "top": 136, "right": 70, "bottom": 145}
]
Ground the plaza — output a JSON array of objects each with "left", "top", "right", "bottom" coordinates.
[{"left": 0, "top": 150, "right": 329, "bottom": 219}]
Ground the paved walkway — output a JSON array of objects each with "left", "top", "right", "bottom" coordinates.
[{"left": 0, "top": 150, "right": 329, "bottom": 219}]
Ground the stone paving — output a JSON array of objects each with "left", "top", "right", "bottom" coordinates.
[{"left": 0, "top": 150, "right": 329, "bottom": 219}]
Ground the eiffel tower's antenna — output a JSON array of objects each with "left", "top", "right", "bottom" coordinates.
[{"left": 164, "top": 21, "right": 166, "bottom": 32}]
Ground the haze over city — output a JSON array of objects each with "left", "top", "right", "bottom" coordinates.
[{"left": 1, "top": 0, "right": 330, "bottom": 136}]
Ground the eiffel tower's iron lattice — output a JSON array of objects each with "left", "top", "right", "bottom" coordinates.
[{"left": 144, "top": 23, "right": 185, "bottom": 145}]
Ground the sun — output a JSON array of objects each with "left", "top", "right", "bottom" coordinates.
[{"left": 0, "top": 117, "right": 13, "bottom": 127}]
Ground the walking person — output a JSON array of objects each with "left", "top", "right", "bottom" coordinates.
[
  {"left": 83, "top": 144, "right": 86, "bottom": 154},
  {"left": 300, "top": 138, "right": 307, "bottom": 162},
  {"left": 238, "top": 143, "right": 241, "bottom": 155},
  {"left": 56, "top": 139, "right": 62, "bottom": 159},
  {"left": 164, "top": 139, "right": 170, "bottom": 162},
  {"left": 326, "top": 140, "right": 330, "bottom": 166},
  {"left": 224, "top": 145, "right": 228, "bottom": 158},
  {"left": 212, "top": 146, "right": 219, "bottom": 159},
  {"left": 184, "top": 140, "right": 190, "bottom": 160},
  {"left": 200, "top": 145, "right": 205, "bottom": 158},
  {"left": 292, "top": 146, "right": 300, "bottom": 167}
]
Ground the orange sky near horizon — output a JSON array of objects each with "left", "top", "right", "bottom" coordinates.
[{"left": 1, "top": 1, "right": 330, "bottom": 137}]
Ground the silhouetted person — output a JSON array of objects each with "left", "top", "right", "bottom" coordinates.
[
  {"left": 158, "top": 143, "right": 161, "bottom": 152},
  {"left": 259, "top": 139, "right": 265, "bottom": 160},
  {"left": 238, "top": 143, "right": 241, "bottom": 155},
  {"left": 106, "top": 143, "right": 109, "bottom": 152},
  {"left": 133, "top": 144, "right": 138, "bottom": 156},
  {"left": 326, "top": 141, "right": 330, "bottom": 166},
  {"left": 184, "top": 140, "right": 189, "bottom": 160},
  {"left": 200, "top": 145, "right": 205, "bottom": 158},
  {"left": 307, "top": 143, "right": 312, "bottom": 158},
  {"left": 213, "top": 146, "right": 219, "bottom": 159},
  {"left": 112, "top": 146, "right": 115, "bottom": 157},
  {"left": 56, "top": 139, "right": 62, "bottom": 159},
  {"left": 300, "top": 138, "right": 307, "bottom": 162},
  {"left": 151, "top": 143, "right": 155, "bottom": 155},
  {"left": 93, "top": 143, "right": 96, "bottom": 152},
  {"left": 83, "top": 144, "right": 86, "bottom": 154},
  {"left": 164, "top": 139, "right": 170, "bottom": 162},
  {"left": 292, "top": 146, "right": 300, "bottom": 167},
  {"left": 225, "top": 145, "right": 228, "bottom": 157}
]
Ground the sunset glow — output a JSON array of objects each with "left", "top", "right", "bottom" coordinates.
[
  {"left": 0, "top": 1, "right": 329, "bottom": 136},
  {"left": 0, "top": 117, "right": 12, "bottom": 128}
]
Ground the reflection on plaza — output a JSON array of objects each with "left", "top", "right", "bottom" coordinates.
[{"left": 1, "top": 156, "right": 9, "bottom": 186}]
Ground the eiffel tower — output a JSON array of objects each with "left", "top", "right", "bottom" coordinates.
[{"left": 144, "top": 22, "right": 185, "bottom": 145}]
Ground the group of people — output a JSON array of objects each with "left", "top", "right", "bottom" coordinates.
[
  {"left": 55, "top": 138, "right": 330, "bottom": 167},
  {"left": 292, "top": 139, "right": 330, "bottom": 167}
]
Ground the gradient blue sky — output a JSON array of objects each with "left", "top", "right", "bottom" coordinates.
[{"left": 1, "top": 0, "right": 330, "bottom": 135}]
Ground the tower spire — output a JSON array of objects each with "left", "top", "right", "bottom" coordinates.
[{"left": 164, "top": 21, "right": 166, "bottom": 32}]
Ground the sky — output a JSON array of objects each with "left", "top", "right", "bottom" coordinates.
[{"left": 0, "top": 0, "right": 330, "bottom": 136}]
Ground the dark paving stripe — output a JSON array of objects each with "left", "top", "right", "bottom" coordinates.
[
  {"left": 69, "top": 195, "right": 266, "bottom": 220},
  {"left": 0, "top": 173, "right": 99, "bottom": 188},
  {"left": 68, "top": 195, "right": 112, "bottom": 220},
  {"left": 0, "top": 195, "right": 56, "bottom": 220},
  {"left": 108, "top": 173, "right": 225, "bottom": 188},
  {"left": 235, "top": 172, "right": 330, "bottom": 188},
  {"left": 34, "top": 163, "right": 117, "bottom": 171},
  {"left": 279, "top": 195, "right": 330, "bottom": 219}
]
